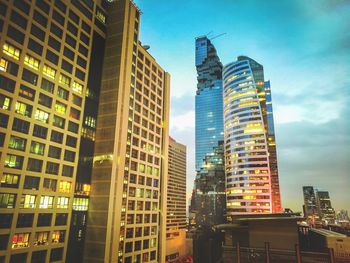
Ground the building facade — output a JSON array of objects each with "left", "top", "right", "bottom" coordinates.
[
  {"left": 303, "top": 186, "right": 318, "bottom": 221},
  {"left": 166, "top": 137, "right": 187, "bottom": 262},
  {"left": 0, "top": 0, "right": 107, "bottom": 262},
  {"left": 83, "top": 1, "right": 170, "bottom": 263},
  {"left": 316, "top": 191, "right": 335, "bottom": 224},
  {"left": 195, "top": 36, "right": 223, "bottom": 170},
  {"left": 223, "top": 56, "right": 282, "bottom": 216}
]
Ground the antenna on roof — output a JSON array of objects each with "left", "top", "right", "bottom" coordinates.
[
  {"left": 210, "top": 33, "right": 227, "bottom": 41},
  {"left": 206, "top": 31, "right": 214, "bottom": 37}
]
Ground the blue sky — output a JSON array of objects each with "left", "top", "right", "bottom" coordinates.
[{"left": 134, "top": 0, "right": 350, "bottom": 212}]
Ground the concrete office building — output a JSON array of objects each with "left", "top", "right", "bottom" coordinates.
[
  {"left": 0, "top": 0, "right": 107, "bottom": 262},
  {"left": 83, "top": 1, "right": 170, "bottom": 263},
  {"left": 223, "top": 56, "right": 282, "bottom": 216},
  {"left": 166, "top": 137, "right": 187, "bottom": 262}
]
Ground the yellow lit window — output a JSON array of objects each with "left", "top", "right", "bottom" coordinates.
[
  {"left": 24, "top": 54, "right": 40, "bottom": 70},
  {"left": 39, "top": 196, "right": 54, "bottom": 209},
  {"left": 59, "top": 181, "right": 72, "bottom": 193},
  {"left": 12, "top": 233, "right": 30, "bottom": 249},
  {"left": 59, "top": 74, "right": 70, "bottom": 86},
  {"left": 0, "top": 58, "right": 8, "bottom": 71},
  {"left": 34, "top": 231, "right": 49, "bottom": 246},
  {"left": 72, "top": 197, "right": 89, "bottom": 211},
  {"left": 81, "top": 127, "right": 96, "bottom": 141},
  {"left": 84, "top": 116, "right": 96, "bottom": 128},
  {"left": 20, "top": 194, "right": 36, "bottom": 208},
  {"left": 54, "top": 102, "right": 67, "bottom": 114},
  {"left": 3, "top": 43, "right": 20, "bottom": 60},
  {"left": 52, "top": 230, "right": 65, "bottom": 243},
  {"left": 43, "top": 64, "right": 56, "bottom": 79},
  {"left": 15, "top": 101, "right": 32, "bottom": 117},
  {"left": 96, "top": 10, "right": 106, "bottom": 24},
  {"left": 0, "top": 95, "right": 11, "bottom": 110},
  {"left": 72, "top": 81, "right": 83, "bottom": 94},
  {"left": 34, "top": 109, "right": 49, "bottom": 123},
  {"left": 57, "top": 197, "right": 69, "bottom": 209}
]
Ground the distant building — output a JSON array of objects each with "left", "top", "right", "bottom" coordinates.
[
  {"left": 189, "top": 141, "right": 226, "bottom": 227},
  {"left": 303, "top": 186, "right": 319, "bottom": 223},
  {"left": 316, "top": 191, "right": 335, "bottom": 224},
  {"left": 195, "top": 36, "right": 224, "bottom": 170},
  {"left": 166, "top": 137, "right": 189, "bottom": 262},
  {"left": 223, "top": 56, "right": 282, "bottom": 216}
]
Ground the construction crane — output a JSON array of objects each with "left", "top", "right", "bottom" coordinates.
[{"left": 210, "top": 33, "right": 227, "bottom": 41}]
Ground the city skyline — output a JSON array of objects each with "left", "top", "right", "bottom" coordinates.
[{"left": 134, "top": 0, "right": 350, "bottom": 212}]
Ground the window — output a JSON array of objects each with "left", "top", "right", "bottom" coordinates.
[
  {"left": 34, "top": 109, "right": 49, "bottom": 123},
  {"left": 0, "top": 193, "right": 16, "bottom": 208},
  {"left": 8, "top": 136, "right": 26, "bottom": 151},
  {"left": 43, "top": 178, "right": 57, "bottom": 191},
  {"left": 50, "top": 247, "right": 63, "bottom": 262},
  {"left": 52, "top": 10, "right": 64, "bottom": 26},
  {"left": 72, "top": 94, "right": 82, "bottom": 106},
  {"left": 48, "top": 36, "right": 61, "bottom": 52},
  {"left": 50, "top": 130, "right": 63, "bottom": 143},
  {"left": 43, "top": 65, "right": 56, "bottom": 79},
  {"left": 31, "top": 24, "right": 45, "bottom": 41},
  {"left": 23, "top": 176, "right": 40, "bottom": 190},
  {"left": 57, "top": 87, "right": 69, "bottom": 100},
  {"left": 12, "top": 233, "right": 30, "bottom": 249},
  {"left": 0, "top": 214, "right": 13, "bottom": 228},
  {"left": 32, "top": 250, "right": 47, "bottom": 263},
  {"left": 68, "top": 121, "right": 79, "bottom": 133},
  {"left": 33, "top": 10, "right": 47, "bottom": 27},
  {"left": 26, "top": 158, "right": 43, "bottom": 172},
  {"left": 15, "top": 101, "right": 32, "bottom": 117},
  {"left": 39, "top": 196, "right": 53, "bottom": 209},
  {"left": 16, "top": 213, "right": 34, "bottom": 228},
  {"left": 41, "top": 78, "right": 54, "bottom": 93},
  {"left": 58, "top": 181, "right": 71, "bottom": 193},
  {"left": 65, "top": 35, "right": 76, "bottom": 49},
  {"left": 33, "top": 125, "right": 47, "bottom": 139},
  {"left": 53, "top": 115, "right": 65, "bottom": 129},
  {"left": 22, "top": 68, "right": 38, "bottom": 85},
  {"left": 54, "top": 102, "right": 66, "bottom": 114},
  {"left": 57, "top": 197, "right": 69, "bottom": 209},
  {"left": 46, "top": 49, "right": 58, "bottom": 64},
  {"left": 0, "top": 94, "right": 11, "bottom": 110},
  {"left": 28, "top": 38, "right": 43, "bottom": 56},
  {"left": 0, "top": 113, "right": 9, "bottom": 128},
  {"left": 7, "top": 25, "right": 25, "bottom": 44},
  {"left": 61, "top": 59, "right": 72, "bottom": 73},
  {"left": 48, "top": 146, "right": 61, "bottom": 159},
  {"left": 59, "top": 74, "right": 70, "bottom": 86},
  {"left": 37, "top": 213, "right": 52, "bottom": 227},
  {"left": 0, "top": 173, "right": 19, "bottom": 188},
  {"left": 51, "top": 22, "right": 63, "bottom": 38},
  {"left": 72, "top": 81, "right": 83, "bottom": 94},
  {"left": 52, "top": 230, "right": 65, "bottom": 243},
  {"left": 0, "top": 58, "right": 8, "bottom": 72},
  {"left": 55, "top": 213, "right": 67, "bottom": 226},
  {"left": 19, "top": 85, "right": 35, "bottom": 100},
  {"left": 72, "top": 198, "right": 88, "bottom": 211},
  {"left": 34, "top": 231, "right": 49, "bottom": 246},
  {"left": 20, "top": 194, "right": 36, "bottom": 208},
  {"left": 0, "top": 75, "right": 16, "bottom": 92},
  {"left": 24, "top": 54, "right": 39, "bottom": 70},
  {"left": 3, "top": 43, "right": 20, "bottom": 60},
  {"left": 75, "top": 68, "right": 85, "bottom": 81},
  {"left": 84, "top": 116, "right": 96, "bottom": 128},
  {"left": 30, "top": 141, "right": 45, "bottom": 155},
  {"left": 62, "top": 165, "right": 73, "bottom": 177},
  {"left": 70, "top": 108, "right": 80, "bottom": 120},
  {"left": 38, "top": 93, "right": 52, "bottom": 108},
  {"left": 12, "top": 118, "right": 30, "bottom": 134},
  {"left": 81, "top": 127, "right": 95, "bottom": 141},
  {"left": 5, "top": 154, "right": 23, "bottom": 169},
  {"left": 66, "top": 136, "right": 77, "bottom": 147},
  {"left": 45, "top": 162, "right": 59, "bottom": 175}
]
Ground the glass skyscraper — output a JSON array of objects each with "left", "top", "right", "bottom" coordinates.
[
  {"left": 195, "top": 36, "right": 224, "bottom": 170},
  {"left": 223, "top": 56, "right": 282, "bottom": 215}
]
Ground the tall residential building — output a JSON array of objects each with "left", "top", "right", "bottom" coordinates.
[
  {"left": 316, "top": 191, "right": 335, "bottom": 223},
  {"left": 195, "top": 36, "right": 223, "bottom": 170},
  {"left": 303, "top": 186, "right": 318, "bottom": 218},
  {"left": 223, "top": 56, "right": 282, "bottom": 216},
  {"left": 189, "top": 141, "right": 226, "bottom": 227},
  {"left": 0, "top": 0, "right": 107, "bottom": 262},
  {"left": 83, "top": 1, "right": 170, "bottom": 263},
  {"left": 166, "top": 137, "right": 187, "bottom": 262}
]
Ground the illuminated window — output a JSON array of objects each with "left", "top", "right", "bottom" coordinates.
[
  {"left": 57, "top": 197, "right": 69, "bottom": 209},
  {"left": 39, "top": 196, "right": 53, "bottom": 209},
  {"left": 43, "top": 64, "right": 56, "bottom": 79},
  {"left": 30, "top": 141, "right": 45, "bottom": 155},
  {"left": 12, "top": 233, "right": 30, "bottom": 249},
  {"left": 59, "top": 181, "right": 71, "bottom": 193},
  {"left": 54, "top": 102, "right": 67, "bottom": 114},
  {"left": 0, "top": 193, "right": 16, "bottom": 208},
  {"left": 20, "top": 194, "right": 36, "bottom": 208},
  {"left": 72, "top": 198, "right": 89, "bottom": 211},
  {"left": 96, "top": 10, "right": 106, "bottom": 24},
  {"left": 84, "top": 116, "right": 96, "bottom": 128},
  {"left": 34, "top": 109, "right": 49, "bottom": 123},
  {"left": 24, "top": 54, "right": 40, "bottom": 70},
  {"left": 5, "top": 154, "right": 23, "bottom": 169},
  {"left": 59, "top": 74, "right": 70, "bottom": 86},
  {"left": 3, "top": 43, "right": 20, "bottom": 60},
  {"left": 72, "top": 81, "right": 83, "bottom": 94},
  {"left": 52, "top": 230, "right": 65, "bottom": 243},
  {"left": 0, "top": 58, "right": 8, "bottom": 71},
  {"left": 15, "top": 101, "right": 32, "bottom": 117},
  {"left": 8, "top": 136, "right": 26, "bottom": 151},
  {"left": 0, "top": 173, "right": 19, "bottom": 188},
  {"left": 81, "top": 127, "right": 95, "bottom": 141},
  {"left": 34, "top": 231, "right": 49, "bottom": 246},
  {"left": 0, "top": 94, "right": 11, "bottom": 110},
  {"left": 138, "top": 164, "right": 145, "bottom": 173}
]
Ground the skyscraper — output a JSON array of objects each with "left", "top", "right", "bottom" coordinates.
[
  {"left": 166, "top": 137, "right": 187, "bottom": 262},
  {"left": 83, "top": 1, "right": 170, "bottom": 263},
  {"left": 0, "top": 1, "right": 107, "bottom": 262},
  {"left": 195, "top": 36, "right": 224, "bottom": 170},
  {"left": 303, "top": 186, "right": 318, "bottom": 218},
  {"left": 223, "top": 56, "right": 282, "bottom": 216},
  {"left": 316, "top": 191, "right": 335, "bottom": 223}
]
